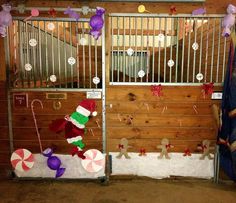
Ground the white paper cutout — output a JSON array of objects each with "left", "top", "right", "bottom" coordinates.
[
  {"left": 29, "top": 39, "right": 37, "bottom": 47},
  {"left": 157, "top": 33, "right": 165, "bottom": 42},
  {"left": 68, "top": 57, "right": 76, "bottom": 65},
  {"left": 80, "top": 38, "right": 87, "bottom": 46},
  {"left": 93, "top": 76, "right": 100, "bottom": 85},
  {"left": 192, "top": 42, "right": 199, "bottom": 50},
  {"left": 47, "top": 22, "right": 55, "bottom": 31},
  {"left": 25, "top": 63, "right": 32, "bottom": 71},
  {"left": 196, "top": 73, "right": 204, "bottom": 81},
  {"left": 138, "top": 70, "right": 145, "bottom": 78},
  {"left": 127, "top": 48, "right": 134, "bottom": 56},
  {"left": 50, "top": 75, "right": 57, "bottom": 82},
  {"left": 168, "top": 59, "right": 174, "bottom": 67}
]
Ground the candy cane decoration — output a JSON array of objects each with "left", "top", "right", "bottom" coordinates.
[
  {"left": 31, "top": 99, "right": 43, "bottom": 153},
  {"left": 89, "top": 128, "right": 95, "bottom": 137},
  {"left": 193, "top": 105, "right": 198, "bottom": 114},
  {"left": 144, "top": 102, "right": 150, "bottom": 111},
  {"left": 96, "top": 119, "right": 101, "bottom": 128},
  {"left": 161, "top": 105, "right": 168, "bottom": 114}
]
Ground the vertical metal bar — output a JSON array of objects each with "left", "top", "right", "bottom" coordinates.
[
  {"left": 146, "top": 17, "right": 150, "bottom": 82},
  {"left": 70, "top": 21, "right": 74, "bottom": 88},
  {"left": 111, "top": 17, "right": 114, "bottom": 83},
  {"left": 181, "top": 18, "right": 185, "bottom": 83},
  {"left": 135, "top": 17, "right": 138, "bottom": 82},
  {"left": 210, "top": 18, "right": 216, "bottom": 83},
  {"left": 198, "top": 17, "right": 204, "bottom": 83},
  {"left": 129, "top": 17, "right": 131, "bottom": 82},
  {"left": 19, "top": 21, "right": 24, "bottom": 87},
  {"left": 95, "top": 37, "right": 98, "bottom": 89},
  {"left": 175, "top": 17, "right": 179, "bottom": 82},
  {"left": 192, "top": 18, "right": 197, "bottom": 83},
  {"left": 63, "top": 22, "right": 67, "bottom": 88},
  {"left": 169, "top": 18, "right": 173, "bottom": 83},
  {"left": 88, "top": 24, "right": 92, "bottom": 88},
  {"left": 76, "top": 22, "right": 80, "bottom": 88},
  {"left": 38, "top": 21, "right": 42, "bottom": 87},
  {"left": 123, "top": 16, "right": 126, "bottom": 82},
  {"left": 152, "top": 17, "right": 155, "bottom": 82},
  {"left": 51, "top": 22, "right": 55, "bottom": 78},
  {"left": 187, "top": 18, "right": 191, "bottom": 83},
  {"left": 222, "top": 34, "right": 227, "bottom": 82},
  {"left": 164, "top": 17, "right": 167, "bottom": 83},
  {"left": 158, "top": 18, "right": 161, "bottom": 82},
  {"left": 216, "top": 18, "right": 221, "bottom": 83},
  {"left": 140, "top": 17, "right": 143, "bottom": 82},
  {"left": 32, "top": 22, "right": 37, "bottom": 87},
  {"left": 25, "top": 21, "right": 30, "bottom": 87},
  {"left": 204, "top": 18, "right": 210, "bottom": 83},
  {"left": 45, "top": 22, "right": 49, "bottom": 86},
  {"left": 57, "top": 21, "right": 61, "bottom": 88},
  {"left": 117, "top": 17, "right": 120, "bottom": 82}
]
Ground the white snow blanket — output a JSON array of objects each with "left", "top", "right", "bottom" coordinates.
[
  {"left": 14, "top": 154, "right": 105, "bottom": 179},
  {"left": 110, "top": 152, "right": 214, "bottom": 179}
]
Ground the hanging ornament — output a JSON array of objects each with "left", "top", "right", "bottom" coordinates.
[
  {"left": 47, "top": 22, "right": 55, "bottom": 31},
  {"left": 127, "top": 48, "right": 134, "bottom": 56},
  {"left": 196, "top": 73, "right": 203, "bottom": 81},
  {"left": 138, "top": 5, "right": 151, "bottom": 13},
  {"left": 170, "top": 6, "right": 177, "bottom": 15},
  {"left": 93, "top": 76, "right": 100, "bottom": 85},
  {"left": 157, "top": 33, "right": 164, "bottom": 42},
  {"left": 29, "top": 38, "right": 37, "bottom": 47},
  {"left": 24, "top": 8, "right": 39, "bottom": 21},
  {"left": 81, "top": 149, "right": 105, "bottom": 173},
  {"left": 151, "top": 84, "right": 163, "bottom": 97},
  {"left": 192, "top": 42, "right": 199, "bottom": 50},
  {"left": 64, "top": 7, "right": 80, "bottom": 21},
  {"left": 201, "top": 82, "right": 214, "bottom": 98},
  {"left": 80, "top": 38, "right": 87, "bottom": 46},
  {"left": 25, "top": 63, "right": 32, "bottom": 71},
  {"left": 11, "top": 149, "right": 34, "bottom": 172},
  {"left": 48, "top": 8, "right": 57, "bottom": 18},
  {"left": 168, "top": 59, "right": 174, "bottom": 67},
  {"left": 50, "top": 75, "right": 57, "bottom": 82},
  {"left": 68, "top": 57, "right": 76, "bottom": 65},
  {"left": 192, "top": 7, "right": 206, "bottom": 15},
  {"left": 138, "top": 70, "right": 145, "bottom": 78}
]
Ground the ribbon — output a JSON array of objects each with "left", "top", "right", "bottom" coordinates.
[
  {"left": 166, "top": 144, "right": 172, "bottom": 149},
  {"left": 151, "top": 84, "right": 163, "bottom": 97},
  {"left": 170, "top": 6, "right": 177, "bottom": 15},
  {"left": 183, "top": 148, "right": 191, "bottom": 156},
  {"left": 139, "top": 148, "right": 146, "bottom": 156},
  {"left": 118, "top": 144, "right": 124, "bottom": 149},
  {"left": 201, "top": 82, "right": 214, "bottom": 98},
  {"left": 48, "top": 8, "right": 57, "bottom": 17},
  {"left": 217, "top": 138, "right": 230, "bottom": 147}
]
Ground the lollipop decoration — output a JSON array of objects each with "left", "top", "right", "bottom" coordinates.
[
  {"left": 222, "top": 4, "right": 236, "bottom": 37},
  {"left": 11, "top": 149, "right": 34, "bottom": 172},
  {"left": 138, "top": 5, "right": 151, "bottom": 13},
  {"left": 0, "top": 4, "right": 12, "bottom": 37},
  {"left": 43, "top": 148, "right": 66, "bottom": 178},
  {"left": 89, "top": 7, "right": 105, "bottom": 40},
  {"left": 64, "top": 7, "right": 80, "bottom": 21},
  {"left": 24, "top": 8, "right": 39, "bottom": 21}
]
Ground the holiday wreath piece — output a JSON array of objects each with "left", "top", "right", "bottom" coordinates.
[{"left": 49, "top": 99, "right": 97, "bottom": 159}]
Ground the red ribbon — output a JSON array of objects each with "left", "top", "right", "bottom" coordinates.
[
  {"left": 151, "top": 84, "right": 163, "bottom": 97},
  {"left": 166, "top": 144, "right": 172, "bottom": 149},
  {"left": 170, "top": 6, "right": 177, "bottom": 15},
  {"left": 118, "top": 144, "right": 124, "bottom": 149},
  {"left": 48, "top": 8, "right": 57, "bottom": 17},
  {"left": 183, "top": 148, "right": 191, "bottom": 156},
  {"left": 139, "top": 148, "right": 146, "bottom": 156},
  {"left": 202, "top": 83, "right": 214, "bottom": 98}
]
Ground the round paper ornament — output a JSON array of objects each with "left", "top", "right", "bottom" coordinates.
[
  {"left": 196, "top": 73, "right": 204, "bottom": 81},
  {"left": 25, "top": 63, "right": 32, "bottom": 71},
  {"left": 47, "top": 22, "right": 55, "bottom": 31},
  {"left": 138, "top": 70, "right": 145, "bottom": 78},
  {"left": 157, "top": 33, "right": 165, "bottom": 42},
  {"left": 192, "top": 42, "right": 199, "bottom": 50},
  {"left": 80, "top": 38, "right": 87, "bottom": 46},
  {"left": 138, "top": 5, "right": 146, "bottom": 13},
  {"left": 127, "top": 48, "right": 134, "bottom": 56},
  {"left": 68, "top": 57, "right": 76, "bottom": 65},
  {"left": 93, "top": 76, "right": 100, "bottom": 85},
  {"left": 11, "top": 149, "right": 34, "bottom": 172},
  {"left": 168, "top": 59, "right": 174, "bottom": 67},
  {"left": 81, "top": 149, "right": 105, "bottom": 173},
  {"left": 29, "top": 38, "right": 37, "bottom": 47},
  {"left": 50, "top": 75, "right": 57, "bottom": 82}
]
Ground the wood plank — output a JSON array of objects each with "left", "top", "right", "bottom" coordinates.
[
  {"left": 107, "top": 127, "right": 216, "bottom": 140},
  {"left": 0, "top": 152, "right": 11, "bottom": 165},
  {"left": 0, "top": 126, "right": 9, "bottom": 140},
  {"left": 0, "top": 140, "right": 10, "bottom": 152},
  {"left": 0, "top": 114, "right": 8, "bottom": 126}
]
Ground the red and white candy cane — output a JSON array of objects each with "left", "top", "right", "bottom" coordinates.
[{"left": 31, "top": 99, "right": 44, "bottom": 153}]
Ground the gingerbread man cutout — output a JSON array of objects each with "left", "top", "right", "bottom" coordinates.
[
  {"left": 157, "top": 138, "right": 174, "bottom": 159},
  {"left": 197, "top": 140, "right": 214, "bottom": 160},
  {"left": 116, "top": 138, "right": 131, "bottom": 159}
]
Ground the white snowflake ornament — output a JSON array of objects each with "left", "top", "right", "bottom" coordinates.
[
  {"left": 29, "top": 39, "right": 37, "bottom": 47},
  {"left": 138, "top": 70, "right": 145, "bottom": 78},
  {"left": 127, "top": 48, "right": 134, "bottom": 56},
  {"left": 192, "top": 42, "right": 199, "bottom": 50},
  {"left": 196, "top": 73, "right": 204, "bottom": 81},
  {"left": 50, "top": 75, "right": 57, "bottom": 82},
  {"left": 93, "top": 77, "right": 100, "bottom": 85},
  {"left": 47, "top": 22, "right": 55, "bottom": 31},
  {"left": 168, "top": 59, "right": 174, "bottom": 67},
  {"left": 68, "top": 57, "right": 76, "bottom": 65},
  {"left": 25, "top": 63, "right": 32, "bottom": 71},
  {"left": 80, "top": 38, "right": 87, "bottom": 46}
]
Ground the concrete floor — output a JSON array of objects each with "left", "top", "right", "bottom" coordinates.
[{"left": 0, "top": 178, "right": 235, "bottom": 203}]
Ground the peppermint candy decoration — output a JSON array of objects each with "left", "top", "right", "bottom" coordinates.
[
  {"left": 11, "top": 149, "right": 34, "bottom": 172},
  {"left": 81, "top": 149, "right": 105, "bottom": 173}
]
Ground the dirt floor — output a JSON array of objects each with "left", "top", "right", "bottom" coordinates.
[{"left": 0, "top": 178, "right": 235, "bottom": 203}]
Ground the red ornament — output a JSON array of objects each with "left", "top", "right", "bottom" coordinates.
[
  {"left": 48, "top": 8, "right": 57, "bottom": 18},
  {"left": 139, "top": 148, "right": 146, "bottom": 156},
  {"left": 165, "top": 144, "right": 173, "bottom": 149},
  {"left": 183, "top": 148, "right": 191, "bottom": 156},
  {"left": 201, "top": 82, "right": 214, "bottom": 98},
  {"left": 151, "top": 84, "right": 163, "bottom": 97},
  {"left": 118, "top": 144, "right": 124, "bottom": 149},
  {"left": 170, "top": 6, "right": 177, "bottom": 15}
]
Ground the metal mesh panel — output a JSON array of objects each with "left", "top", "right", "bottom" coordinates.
[{"left": 109, "top": 14, "right": 231, "bottom": 86}]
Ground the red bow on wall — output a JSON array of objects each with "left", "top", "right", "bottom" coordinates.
[
  {"left": 183, "top": 148, "right": 191, "bottom": 156},
  {"left": 48, "top": 8, "right": 57, "bottom": 17},
  {"left": 166, "top": 144, "right": 173, "bottom": 149},
  {"left": 151, "top": 84, "right": 163, "bottom": 97},
  {"left": 118, "top": 144, "right": 124, "bottom": 149},
  {"left": 201, "top": 82, "right": 214, "bottom": 98},
  {"left": 139, "top": 148, "right": 146, "bottom": 156}
]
